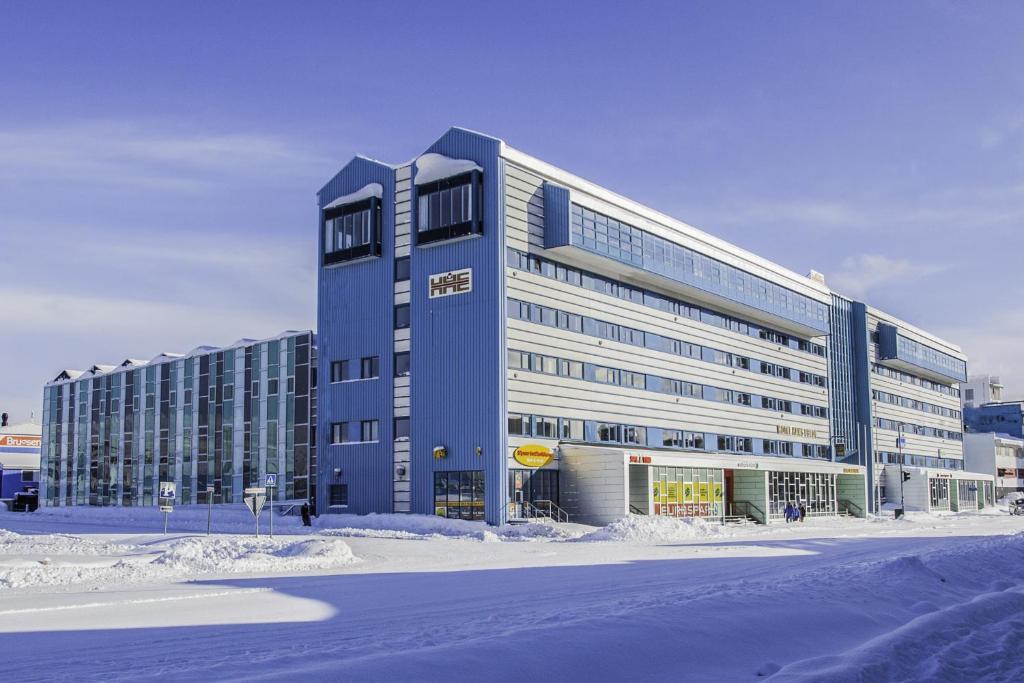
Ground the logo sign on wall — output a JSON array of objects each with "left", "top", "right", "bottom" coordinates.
[
  {"left": 429, "top": 268, "right": 472, "bottom": 299},
  {"left": 0, "top": 434, "right": 41, "bottom": 450},
  {"left": 512, "top": 444, "right": 554, "bottom": 468}
]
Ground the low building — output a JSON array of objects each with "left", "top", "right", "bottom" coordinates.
[
  {"left": 882, "top": 465, "right": 994, "bottom": 513},
  {"left": 0, "top": 418, "right": 41, "bottom": 504},
  {"left": 39, "top": 331, "right": 317, "bottom": 510},
  {"left": 964, "top": 432, "right": 1024, "bottom": 499},
  {"left": 964, "top": 400, "right": 1024, "bottom": 438},
  {"left": 960, "top": 374, "right": 1004, "bottom": 409}
]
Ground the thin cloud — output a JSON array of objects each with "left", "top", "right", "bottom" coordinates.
[
  {"left": 829, "top": 254, "right": 947, "bottom": 298},
  {"left": 0, "top": 120, "right": 331, "bottom": 191}
]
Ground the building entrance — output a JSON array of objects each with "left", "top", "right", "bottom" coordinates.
[
  {"left": 767, "top": 471, "right": 837, "bottom": 521},
  {"left": 929, "top": 478, "right": 951, "bottom": 511}
]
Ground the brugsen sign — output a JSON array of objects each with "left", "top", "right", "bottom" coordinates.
[
  {"left": 429, "top": 268, "right": 472, "bottom": 299},
  {"left": 0, "top": 435, "right": 42, "bottom": 449}
]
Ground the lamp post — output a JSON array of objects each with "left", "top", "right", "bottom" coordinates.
[{"left": 896, "top": 426, "right": 907, "bottom": 518}]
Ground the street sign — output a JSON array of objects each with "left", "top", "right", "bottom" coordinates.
[
  {"left": 243, "top": 488, "right": 268, "bottom": 537},
  {"left": 897, "top": 436, "right": 907, "bottom": 448},
  {"left": 159, "top": 505, "right": 173, "bottom": 513},
  {"left": 159, "top": 481, "right": 176, "bottom": 499},
  {"left": 265, "top": 473, "right": 277, "bottom": 488}
]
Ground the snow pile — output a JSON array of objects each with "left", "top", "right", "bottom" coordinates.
[
  {"left": 317, "top": 513, "right": 579, "bottom": 542},
  {"left": 0, "top": 528, "right": 134, "bottom": 557},
  {"left": 16, "top": 504, "right": 310, "bottom": 535},
  {"left": 574, "top": 515, "right": 727, "bottom": 543},
  {"left": 153, "top": 536, "right": 358, "bottom": 575}
]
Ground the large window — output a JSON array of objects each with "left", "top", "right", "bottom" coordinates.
[
  {"left": 328, "top": 484, "right": 348, "bottom": 507},
  {"left": 331, "top": 420, "right": 379, "bottom": 444},
  {"left": 434, "top": 470, "right": 485, "bottom": 520},
  {"left": 767, "top": 471, "right": 837, "bottom": 520},
  {"left": 416, "top": 171, "right": 482, "bottom": 244},
  {"left": 323, "top": 198, "right": 381, "bottom": 265}
]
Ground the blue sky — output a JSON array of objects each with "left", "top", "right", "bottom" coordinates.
[{"left": 2, "top": 1, "right": 1023, "bottom": 421}]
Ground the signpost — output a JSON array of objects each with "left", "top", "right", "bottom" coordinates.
[
  {"left": 158, "top": 481, "right": 176, "bottom": 534},
  {"left": 206, "top": 485, "right": 215, "bottom": 536},
  {"left": 265, "top": 474, "right": 277, "bottom": 538},
  {"left": 243, "top": 486, "right": 267, "bottom": 537}
]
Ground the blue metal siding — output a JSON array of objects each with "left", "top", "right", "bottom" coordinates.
[
  {"left": 409, "top": 129, "right": 508, "bottom": 525},
  {"left": 829, "top": 295, "right": 859, "bottom": 459},
  {"left": 317, "top": 157, "right": 396, "bottom": 515},
  {"left": 542, "top": 182, "right": 570, "bottom": 249},
  {"left": 965, "top": 404, "right": 1024, "bottom": 438},
  {"left": 850, "top": 301, "right": 876, "bottom": 508}
]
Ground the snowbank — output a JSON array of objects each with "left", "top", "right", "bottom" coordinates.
[
  {"left": 316, "top": 512, "right": 579, "bottom": 542},
  {"left": 0, "top": 530, "right": 358, "bottom": 589},
  {"left": 573, "top": 515, "right": 727, "bottom": 543}
]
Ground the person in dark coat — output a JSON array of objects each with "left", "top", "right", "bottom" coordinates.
[
  {"left": 798, "top": 504, "right": 807, "bottom": 522},
  {"left": 300, "top": 502, "right": 312, "bottom": 527},
  {"left": 784, "top": 502, "right": 794, "bottom": 523}
]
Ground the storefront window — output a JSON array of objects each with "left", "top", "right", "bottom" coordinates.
[
  {"left": 767, "top": 471, "right": 837, "bottom": 520},
  {"left": 650, "top": 466, "right": 724, "bottom": 518},
  {"left": 434, "top": 471, "right": 485, "bottom": 521},
  {"left": 929, "top": 478, "right": 950, "bottom": 511}
]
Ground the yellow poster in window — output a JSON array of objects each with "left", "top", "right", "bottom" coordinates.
[
  {"left": 713, "top": 484, "right": 724, "bottom": 502},
  {"left": 683, "top": 483, "right": 693, "bottom": 502},
  {"left": 667, "top": 482, "right": 678, "bottom": 501},
  {"left": 698, "top": 483, "right": 709, "bottom": 502},
  {"left": 652, "top": 481, "right": 661, "bottom": 500}
]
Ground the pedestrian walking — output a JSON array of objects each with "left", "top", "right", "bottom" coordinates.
[{"left": 301, "top": 502, "right": 312, "bottom": 527}]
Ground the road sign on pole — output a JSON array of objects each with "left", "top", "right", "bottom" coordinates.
[
  {"left": 158, "top": 481, "right": 176, "bottom": 534},
  {"left": 243, "top": 486, "right": 267, "bottom": 537},
  {"left": 265, "top": 474, "right": 277, "bottom": 538}
]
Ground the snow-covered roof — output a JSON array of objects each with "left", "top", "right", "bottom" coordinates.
[
  {"left": 52, "top": 369, "right": 83, "bottom": 382},
  {"left": 119, "top": 359, "right": 148, "bottom": 368},
  {"left": 414, "top": 153, "right": 482, "bottom": 186},
  {"left": 0, "top": 421, "right": 41, "bottom": 436},
  {"left": 323, "top": 182, "right": 383, "bottom": 211}
]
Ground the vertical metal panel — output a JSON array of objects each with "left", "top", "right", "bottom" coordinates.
[
  {"left": 409, "top": 129, "right": 508, "bottom": 525},
  {"left": 850, "top": 301, "right": 876, "bottom": 509},
  {"left": 316, "top": 158, "right": 397, "bottom": 515},
  {"left": 542, "top": 181, "right": 570, "bottom": 249},
  {"left": 829, "top": 294, "right": 859, "bottom": 456}
]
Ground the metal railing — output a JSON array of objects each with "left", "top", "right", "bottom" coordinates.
[
  {"left": 838, "top": 499, "right": 863, "bottom": 518},
  {"left": 629, "top": 504, "right": 647, "bottom": 515},
  {"left": 509, "top": 499, "right": 570, "bottom": 523},
  {"left": 533, "top": 499, "right": 569, "bottom": 523},
  {"left": 728, "top": 501, "right": 765, "bottom": 524}
]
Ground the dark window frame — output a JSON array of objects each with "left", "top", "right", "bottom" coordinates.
[
  {"left": 322, "top": 197, "right": 383, "bottom": 266},
  {"left": 414, "top": 170, "right": 483, "bottom": 245}
]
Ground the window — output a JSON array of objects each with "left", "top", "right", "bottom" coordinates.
[
  {"left": 330, "top": 422, "right": 347, "bottom": 444},
  {"left": 508, "top": 413, "right": 529, "bottom": 436},
  {"left": 360, "top": 420, "right": 379, "bottom": 442},
  {"left": 416, "top": 171, "right": 482, "bottom": 244},
  {"left": 323, "top": 198, "right": 381, "bottom": 266},
  {"left": 395, "top": 256, "right": 410, "bottom": 282},
  {"left": 328, "top": 484, "right": 348, "bottom": 507},
  {"left": 360, "top": 356, "right": 379, "bottom": 379},
  {"left": 268, "top": 378, "right": 279, "bottom": 395},
  {"left": 395, "top": 304, "right": 410, "bottom": 330},
  {"left": 21, "top": 469, "right": 35, "bottom": 482},
  {"left": 394, "top": 351, "right": 410, "bottom": 377},
  {"left": 331, "top": 360, "right": 350, "bottom": 383},
  {"left": 535, "top": 416, "right": 558, "bottom": 439},
  {"left": 434, "top": 471, "right": 485, "bottom": 521},
  {"left": 394, "top": 416, "right": 410, "bottom": 439},
  {"left": 560, "top": 418, "right": 584, "bottom": 440}
]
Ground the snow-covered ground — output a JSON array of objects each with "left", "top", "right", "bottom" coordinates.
[{"left": 1, "top": 506, "right": 1022, "bottom": 682}]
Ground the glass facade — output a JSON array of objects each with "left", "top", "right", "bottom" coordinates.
[
  {"left": 567, "top": 204, "right": 829, "bottom": 333},
  {"left": 929, "top": 478, "right": 951, "bottom": 510},
  {"left": 39, "top": 332, "right": 317, "bottom": 510},
  {"left": 650, "top": 466, "right": 724, "bottom": 518},
  {"left": 767, "top": 471, "right": 837, "bottom": 520}
]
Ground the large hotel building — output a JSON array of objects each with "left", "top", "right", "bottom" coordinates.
[{"left": 40, "top": 128, "right": 993, "bottom": 524}]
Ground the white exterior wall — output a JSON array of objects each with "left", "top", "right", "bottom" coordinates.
[
  {"left": 866, "top": 308, "right": 965, "bottom": 468},
  {"left": 502, "top": 159, "right": 831, "bottom": 472}
]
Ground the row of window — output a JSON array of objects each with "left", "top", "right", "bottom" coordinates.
[
  {"left": 877, "top": 451, "right": 964, "bottom": 470},
  {"left": 893, "top": 334, "right": 967, "bottom": 382},
  {"left": 874, "top": 418, "right": 963, "bottom": 441},
  {"left": 507, "top": 412, "right": 831, "bottom": 459},
  {"left": 508, "top": 248, "right": 827, "bottom": 358},
  {"left": 567, "top": 205, "right": 829, "bottom": 331},
  {"left": 322, "top": 198, "right": 381, "bottom": 266},
  {"left": 871, "top": 363, "right": 961, "bottom": 398},
  {"left": 330, "top": 420, "right": 379, "bottom": 444},
  {"left": 508, "top": 349, "right": 829, "bottom": 418},
  {"left": 507, "top": 297, "right": 827, "bottom": 389},
  {"left": 330, "top": 356, "right": 379, "bottom": 383},
  {"left": 330, "top": 416, "right": 410, "bottom": 444},
  {"left": 872, "top": 390, "right": 962, "bottom": 420}
]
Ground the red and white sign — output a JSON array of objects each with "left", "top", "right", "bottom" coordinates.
[
  {"left": 0, "top": 434, "right": 41, "bottom": 449},
  {"left": 628, "top": 455, "right": 652, "bottom": 464},
  {"left": 654, "top": 503, "right": 711, "bottom": 517}
]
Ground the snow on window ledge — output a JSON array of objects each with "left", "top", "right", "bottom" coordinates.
[
  {"left": 323, "top": 182, "right": 384, "bottom": 211},
  {"left": 414, "top": 153, "right": 482, "bottom": 186}
]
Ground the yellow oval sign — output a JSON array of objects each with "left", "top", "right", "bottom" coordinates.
[{"left": 513, "top": 444, "right": 553, "bottom": 468}]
